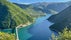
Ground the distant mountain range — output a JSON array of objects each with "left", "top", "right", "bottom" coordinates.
[
  {"left": 48, "top": 5, "right": 71, "bottom": 32},
  {"left": 15, "top": 1, "right": 71, "bottom": 14}
]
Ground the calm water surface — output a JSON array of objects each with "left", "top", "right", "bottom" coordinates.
[{"left": 28, "top": 14, "right": 54, "bottom": 40}]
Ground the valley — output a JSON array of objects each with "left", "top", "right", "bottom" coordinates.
[{"left": 0, "top": 0, "right": 71, "bottom": 40}]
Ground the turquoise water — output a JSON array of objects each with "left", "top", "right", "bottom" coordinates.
[
  {"left": 18, "top": 14, "right": 54, "bottom": 40},
  {"left": 18, "top": 25, "right": 33, "bottom": 40}
]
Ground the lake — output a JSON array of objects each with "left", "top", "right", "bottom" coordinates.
[
  {"left": 18, "top": 14, "right": 56, "bottom": 40},
  {"left": 28, "top": 14, "right": 54, "bottom": 40}
]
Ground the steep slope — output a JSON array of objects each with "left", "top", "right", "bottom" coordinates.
[
  {"left": 48, "top": 6, "right": 71, "bottom": 32},
  {"left": 0, "top": 0, "right": 34, "bottom": 29}
]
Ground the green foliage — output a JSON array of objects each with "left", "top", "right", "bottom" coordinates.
[
  {"left": 51, "top": 27, "right": 71, "bottom": 40},
  {"left": 0, "top": 32, "right": 16, "bottom": 40},
  {"left": 0, "top": 0, "right": 34, "bottom": 29}
]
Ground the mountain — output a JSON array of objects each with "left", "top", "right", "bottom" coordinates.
[
  {"left": 15, "top": 1, "right": 71, "bottom": 15},
  {"left": 14, "top": 3, "right": 30, "bottom": 9},
  {"left": 31, "top": 2, "right": 71, "bottom": 14},
  {"left": 48, "top": 5, "right": 71, "bottom": 32},
  {"left": 14, "top": 3, "right": 46, "bottom": 17},
  {"left": 0, "top": 0, "right": 34, "bottom": 29}
]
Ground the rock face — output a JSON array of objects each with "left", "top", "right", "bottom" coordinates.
[{"left": 48, "top": 6, "right": 71, "bottom": 32}]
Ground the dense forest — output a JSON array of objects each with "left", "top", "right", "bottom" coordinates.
[{"left": 0, "top": 0, "right": 34, "bottom": 29}]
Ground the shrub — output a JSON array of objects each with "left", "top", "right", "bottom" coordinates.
[
  {"left": 0, "top": 32, "right": 16, "bottom": 40},
  {"left": 51, "top": 27, "right": 71, "bottom": 40}
]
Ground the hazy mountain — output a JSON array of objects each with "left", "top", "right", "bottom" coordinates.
[
  {"left": 31, "top": 2, "right": 71, "bottom": 14},
  {"left": 0, "top": 0, "right": 33, "bottom": 29},
  {"left": 48, "top": 5, "right": 71, "bottom": 32},
  {"left": 15, "top": 1, "right": 71, "bottom": 15}
]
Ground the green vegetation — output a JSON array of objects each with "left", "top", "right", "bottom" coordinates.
[
  {"left": 0, "top": 0, "right": 34, "bottom": 29},
  {"left": 51, "top": 27, "right": 71, "bottom": 40},
  {"left": 0, "top": 0, "right": 35, "bottom": 40},
  {"left": 0, "top": 32, "right": 16, "bottom": 40}
]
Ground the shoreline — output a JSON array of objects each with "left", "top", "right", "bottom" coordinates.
[{"left": 16, "top": 22, "right": 32, "bottom": 40}]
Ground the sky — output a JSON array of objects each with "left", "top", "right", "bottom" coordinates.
[{"left": 8, "top": 0, "right": 71, "bottom": 4}]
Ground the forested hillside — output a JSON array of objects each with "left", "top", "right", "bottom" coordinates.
[
  {"left": 48, "top": 6, "right": 71, "bottom": 32},
  {"left": 0, "top": 0, "right": 34, "bottom": 29}
]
